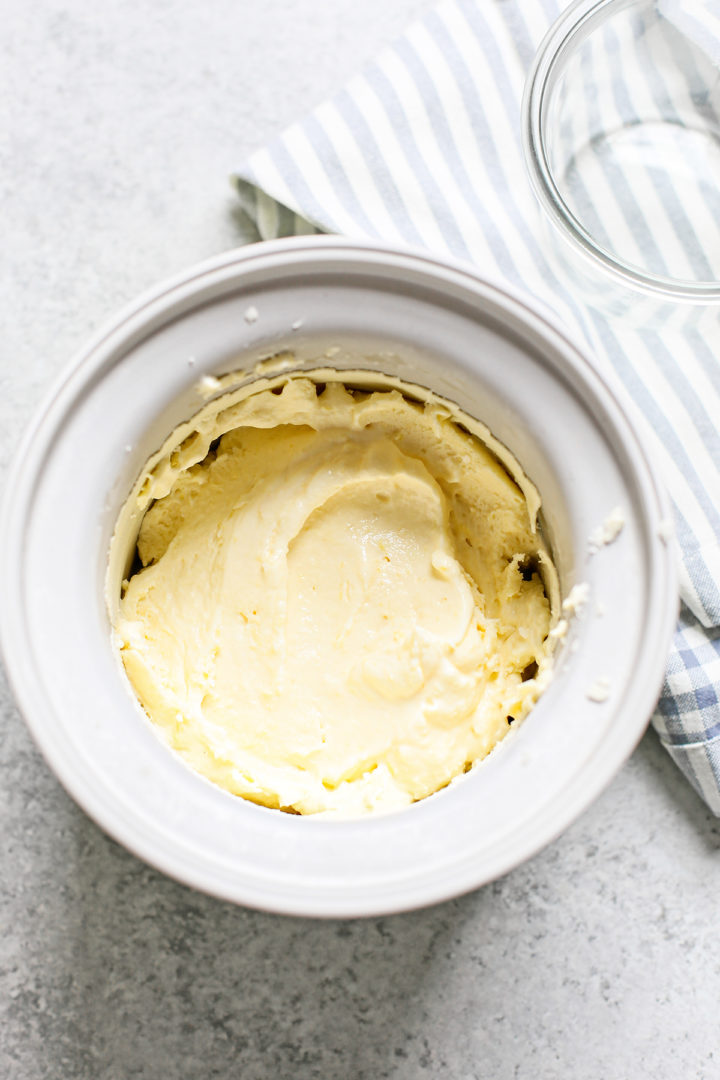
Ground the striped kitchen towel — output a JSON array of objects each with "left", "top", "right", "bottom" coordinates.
[{"left": 233, "top": 0, "right": 720, "bottom": 812}]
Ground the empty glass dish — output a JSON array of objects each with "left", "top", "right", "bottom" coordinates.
[{"left": 523, "top": 0, "right": 720, "bottom": 319}]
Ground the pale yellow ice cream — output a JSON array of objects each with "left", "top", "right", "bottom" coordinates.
[{"left": 113, "top": 373, "right": 557, "bottom": 816}]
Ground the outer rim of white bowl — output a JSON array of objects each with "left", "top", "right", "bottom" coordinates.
[{"left": 0, "top": 237, "right": 679, "bottom": 917}]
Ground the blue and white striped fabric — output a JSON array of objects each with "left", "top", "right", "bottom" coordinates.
[{"left": 234, "top": 0, "right": 720, "bottom": 813}]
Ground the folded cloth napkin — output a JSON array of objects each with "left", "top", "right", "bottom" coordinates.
[{"left": 234, "top": 0, "right": 720, "bottom": 812}]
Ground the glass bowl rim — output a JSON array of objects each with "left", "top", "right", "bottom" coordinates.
[{"left": 522, "top": 0, "right": 720, "bottom": 302}]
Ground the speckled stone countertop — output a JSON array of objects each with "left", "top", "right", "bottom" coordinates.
[{"left": 2, "top": 2, "right": 719, "bottom": 1077}]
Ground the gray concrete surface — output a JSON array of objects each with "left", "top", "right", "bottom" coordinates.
[{"left": 2, "top": 1, "right": 719, "bottom": 1077}]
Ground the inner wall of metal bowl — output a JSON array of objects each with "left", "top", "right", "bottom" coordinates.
[{"left": 11, "top": 243, "right": 673, "bottom": 915}]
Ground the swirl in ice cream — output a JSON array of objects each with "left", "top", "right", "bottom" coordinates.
[{"left": 112, "top": 373, "right": 557, "bottom": 816}]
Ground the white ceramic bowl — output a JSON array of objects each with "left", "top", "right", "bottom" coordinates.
[{"left": 0, "top": 237, "right": 677, "bottom": 917}]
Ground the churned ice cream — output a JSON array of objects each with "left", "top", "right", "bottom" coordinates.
[{"left": 111, "top": 371, "right": 558, "bottom": 816}]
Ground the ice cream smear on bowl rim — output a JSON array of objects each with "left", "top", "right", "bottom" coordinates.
[{"left": 108, "top": 367, "right": 562, "bottom": 818}]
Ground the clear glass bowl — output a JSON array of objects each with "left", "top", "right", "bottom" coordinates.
[{"left": 522, "top": 0, "right": 720, "bottom": 319}]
